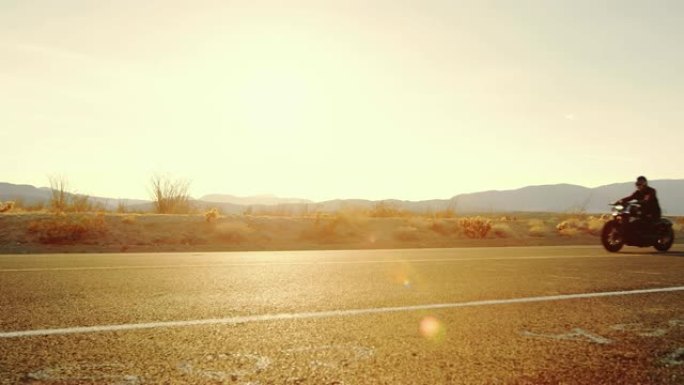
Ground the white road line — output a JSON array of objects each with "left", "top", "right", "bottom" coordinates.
[
  {"left": 2, "top": 286, "right": 683, "bottom": 339},
  {"left": 0, "top": 254, "right": 629, "bottom": 272},
  {"left": 627, "top": 271, "right": 663, "bottom": 276}
]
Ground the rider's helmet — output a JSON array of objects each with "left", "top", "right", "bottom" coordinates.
[{"left": 636, "top": 176, "right": 647, "bottom": 189}]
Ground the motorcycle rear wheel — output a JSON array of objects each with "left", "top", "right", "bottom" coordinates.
[
  {"left": 601, "top": 221, "right": 624, "bottom": 252},
  {"left": 654, "top": 226, "right": 674, "bottom": 252}
]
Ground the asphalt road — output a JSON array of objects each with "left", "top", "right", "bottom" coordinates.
[{"left": 1, "top": 245, "right": 683, "bottom": 384}]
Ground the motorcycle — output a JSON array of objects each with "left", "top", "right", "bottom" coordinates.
[{"left": 601, "top": 201, "right": 675, "bottom": 252}]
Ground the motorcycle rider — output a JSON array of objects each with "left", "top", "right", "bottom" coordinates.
[
  {"left": 618, "top": 176, "right": 661, "bottom": 233},
  {"left": 619, "top": 176, "right": 661, "bottom": 219}
]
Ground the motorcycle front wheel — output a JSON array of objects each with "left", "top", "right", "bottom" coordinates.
[
  {"left": 601, "top": 220, "right": 624, "bottom": 252},
  {"left": 654, "top": 226, "right": 674, "bottom": 252}
]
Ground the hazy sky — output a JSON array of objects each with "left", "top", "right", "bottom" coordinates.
[{"left": 1, "top": 1, "right": 682, "bottom": 201}]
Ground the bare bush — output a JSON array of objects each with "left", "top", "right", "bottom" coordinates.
[
  {"left": 117, "top": 201, "right": 128, "bottom": 213},
  {"left": 49, "top": 175, "right": 70, "bottom": 212},
  {"left": 458, "top": 216, "right": 492, "bottom": 239},
  {"left": 149, "top": 175, "right": 191, "bottom": 214}
]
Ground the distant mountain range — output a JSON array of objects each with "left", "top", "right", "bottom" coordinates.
[
  {"left": 2, "top": 179, "right": 683, "bottom": 215},
  {"left": 199, "top": 194, "right": 312, "bottom": 206}
]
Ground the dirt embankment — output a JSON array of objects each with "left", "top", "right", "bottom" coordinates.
[{"left": 3, "top": 211, "right": 669, "bottom": 254}]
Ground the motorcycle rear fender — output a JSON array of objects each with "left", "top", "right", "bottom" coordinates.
[{"left": 656, "top": 218, "right": 673, "bottom": 228}]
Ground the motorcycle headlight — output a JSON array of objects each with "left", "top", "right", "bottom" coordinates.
[{"left": 615, "top": 204, "right": 624, "bottom": 211}]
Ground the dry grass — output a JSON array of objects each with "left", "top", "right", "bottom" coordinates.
[
  {"left": 70, "top": 194, "right": 92, "bottom": 213},
  {"left": 367, "top": 202, "right": 409, "bottom": 218},
  {"left": 673, "top": 217, "right": 683, "bottom": 233},
  {"left": 121, "top": 215, "right": 137, "bottom": 224},
  {"left": 26, "top": 215, "right": 108, "bottom": 244},
  {"left": 212, "top": 222, "right": 253, "bottom": 243},
  {"left": 300, "top": 215, "right": 345, "bottom": 243},
  {"left": 0, "top": 210, "right": 641, "bottom": 253},
  {"left": 491, "top": 222, "right": 514, "bottom": 238},
  {"left": 426, "top": 208, "right": 457, "bottom": 219},
  {"left": 248, "top": 205, "right": 302, "bottom": 217},
  {"left": 10, "top": 200, "right": 45, "bottom": 212},
  {"left": 393, "top": 226, "right": 420, "bottom": 241},
  {"left": 528, "top": 219, "right": 551, "bottom": 237},
  {"left": 429, "top": 218, "right": 460, "bottom": 236}
]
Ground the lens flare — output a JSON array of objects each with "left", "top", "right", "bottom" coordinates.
[{"left": 419, "top": 316, "right": 444, "bottom": 339}]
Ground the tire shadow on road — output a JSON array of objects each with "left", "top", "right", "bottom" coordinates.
[{"left": 615, "top": 250, "right": 684, "bottom": 257}]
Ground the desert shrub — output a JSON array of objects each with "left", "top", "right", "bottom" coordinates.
[
  {"left": 27, "top": 215, "right": 108, "bottom": 244},
  {"left": 0, "top": 201, "right": 15, "bottom": 213},
  {"left": 213, "top": 222, "right": 253, "bottom": 243},
  {"left": 528, "top": 225, "right": 550, "bottom": 237},
  {"left": 528, "top": 219, "right": 550, "bottom": 237},
  {"left": 558, "top": 227, "right": 580, "bottom": 237},
  {"left": 527, "top": 218, "right": 551, "bottom": 237},
  {"left": 394, "top": 226, "right": 420, "bottom": 241},
  {"left": 429, "top": 218, "right": 459, "bottom": 236},
  {"left": 673, "top": 218, "right": 683, "bottom": 233},
  {"left": 458, "top": 216, "right": 492, "bottom": 239},
  {"left": 556, "top": 217, "right": 584, "bottom": 231},
  {"left": 205, "top": 208, "right": 220, "bottom": 223},
  {"left": 491, "top": 223, "right": 513, "bottom": 238},
  {"left": 556, "top": 216, "right": 606, "bottom": 236}
]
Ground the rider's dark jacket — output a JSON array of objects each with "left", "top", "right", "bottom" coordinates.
[{"left": 621, "top": 186, "right": 662, "bottom": 219}]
